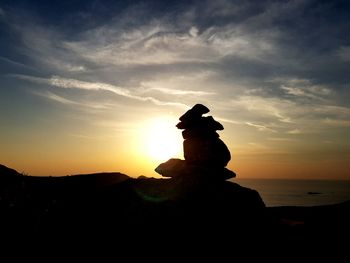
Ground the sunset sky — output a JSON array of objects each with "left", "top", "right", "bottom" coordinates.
[{"left": 0, "top": 0, "right": 349, "bottom": 179}]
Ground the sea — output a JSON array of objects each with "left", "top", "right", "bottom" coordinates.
[{"left": 231, "top": 178, "right": 350, "bottom": 207}]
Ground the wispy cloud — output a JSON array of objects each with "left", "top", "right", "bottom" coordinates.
[
  {"left": 233, "top": 95, "right": 294, "bottom": 123},
  {"left": 50, "top": 76, "right": 131, "bottom": 97},
  {"left": 13, "top": 74, "right": 189, "bottom": 109},
  {"left": 281, "top": 84, "right": 331, "bottom": 101},
  {"left": 216, "top": 117, "right": 241, "bottom": 125},
  {"left": 287, "top": 129, "right": 301, "bottom": 134},
  {"left": 281, "top": 86, "right": 305, "bottom": 96},
  {"left": 323, "top": 119, "right": 350, "bottom": 127},
  {"left": 246, "top": 122, "right": 277, "bottom": 133},
  {"left": 0, "top": 56, "right": 38, "bottom": 72},
  {"left": 226, "top": 85, "right": 350, "bottom": 133},
  {"left": 2, "top": 0, "right": 350, "bottom": 153},
  {"left": 142, "top": 87, "right": 214, "bottom": 96},
  {"left": 33, "top": 90, "right": 111, "bottom": 109},
  {"left": 336, "top": 46, "right": 350, "bottom": 61},
  {"left": 63, "top": 24, "right": 218, "bottom": 66},
  {"left": 38, "top": 91, "right": 80, "bottom": 106},
  {"left": 315, "top": 105, "right": 350, "bottom": 116}
]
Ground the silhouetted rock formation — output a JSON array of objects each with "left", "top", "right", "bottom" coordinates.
[
  {"left": 1, "top": 164, "right": 349, "bottom": 255},
  {"left": 0, "top": 164, "right": 21, "bottom": 177},
  {"left": 156, "top": 104, "right": 235, "bottom": 180},
  {"left": 0, "top": 164, "right": 264, "bottom": 243}
]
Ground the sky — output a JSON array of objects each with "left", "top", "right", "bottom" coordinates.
[{"left": 0, "top": 0, "right": 349, "bottom": 179}]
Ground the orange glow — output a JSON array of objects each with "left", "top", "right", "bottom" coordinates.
[
  {"left": 142, "top": 117, "right": 183, "bottom": 162},
  {"left": 1, "top": 114, "right": 349, "bottom": 180}
]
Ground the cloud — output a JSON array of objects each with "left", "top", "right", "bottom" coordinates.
[
  {"left": 287, "top": 129, "right": 301, "bottom": 134},
  {"left": 50, "top": 76, "right": 189, "bottom": 108},
  {"left": 50, "top": 76, "right": 131, "bottom": 97},
  {"left": 281, "top": 86, "right": 305, "bottom": 97},
  {"left": 233, "top": 95, "right": 294, "bottom": 123},
  {"left": 216, "top": 117, "right": 241, "bottom": 125},
  {"left": 0, "top": 56, "right": 37, "bottom": 71},
  {"left": 189, "top": 26, "right": 198, "bottom": 37},
  {"left": 336, "top": 46, "right": 350, "bottom": 61},
  {"left": 144, "top": 87, "right": 214, "bottom": 96},
  {"left": 55, "top": 6, "right": 281, "bottom": 71},
  {"left": 13, "top": 74, "right": 188, "bottom": 109},
  {"left": 33, "top": 91, "right": 111, "bottom": 109},
  {"left": 246, "top": 122, "right": 277, "bottom": 133},
  {"left": 38, "top": 91, "right": 80, "bottom": 106},
  {"left": 63, "top": 23, "right": 218, "bottom": 66},
  {"left": 225, "top": 82, "right": 350, "bottom": 134},
  {"left": 3, "top": 0, "right": 350, "bottom": 142},
  {"left": 313, "top": 105, "right": 350, "bottom": 119},
  {"left": 280, "top": 81, "right": 332, "bottom": 101},
  {"left": 138, "top": 72, "right": 216, "bottom": 96},
  {"left": 323, "top": 119, "right": 350, "bottom": 127},
  {"left": 6, "top": 23, "right": 89, "bottom": 74}
]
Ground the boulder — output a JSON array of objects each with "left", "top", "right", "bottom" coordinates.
[
  {"left": 182, "top": 129, "right": 219, "bottom": 139},
  {"left": 179, "top": 104, "right": 209, "bottom": 122},
  {"left": 155, "top": 158, "right": 236, "bottom": 180},
  {"left": 183, "top": 137, "right": 231, "bottom": 167}
]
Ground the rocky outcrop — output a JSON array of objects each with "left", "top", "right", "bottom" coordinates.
[
  {"left": 0, "top": 164, "right": 21, "bottom": 177},
  {"left": 3, "top": 163, "right": 349, "bottom": 254},
  {"left": 155, "top": 158, "right": 236, "bottom": 180},
  {"left": 0, "top": 164, "right": 265, "bottom": 241}
]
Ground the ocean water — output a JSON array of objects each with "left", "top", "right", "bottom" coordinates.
[{"left": 232, "top": 178, "right": 350, "bottom": 207}]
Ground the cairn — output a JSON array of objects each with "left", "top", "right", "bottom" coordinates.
[{"left": 155, "top": 104, "right": 236, "bottom": 180}]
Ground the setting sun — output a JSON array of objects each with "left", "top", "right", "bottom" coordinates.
[{"left": 144, "top": 118, "right": 183, "bottom": 162}]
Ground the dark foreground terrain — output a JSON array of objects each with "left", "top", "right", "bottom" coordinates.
[{"left": 1, "top": 164, "right": 349, "bottom": 254}]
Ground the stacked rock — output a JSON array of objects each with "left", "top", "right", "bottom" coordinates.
[
  {"left": 177, "top": 104, "right": 231, "bottom": 168},
  {"left": 155, "top": 104, "right": 236, "bottom": 180}
]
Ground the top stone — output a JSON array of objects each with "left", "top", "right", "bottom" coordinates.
[{"left": 179, "top": 104, "right": 209, "bottom": 122}]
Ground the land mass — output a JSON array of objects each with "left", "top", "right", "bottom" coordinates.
[{"left": 1, "top": 164, "right": 349, "bottom": 250}]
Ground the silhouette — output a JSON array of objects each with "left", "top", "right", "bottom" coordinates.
[
  {"left": 155, "top": 104, "right": 236, "bottom": 180},
  {"left": 1, "top": 104, "right": 349, "bottom": 252}
]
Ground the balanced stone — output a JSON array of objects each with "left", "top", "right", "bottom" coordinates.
[
  {"left": 179, "top": 104, "right": 209, "bottom": 122},
  {"left": 183, "top": 137, "right": 231, "bottom": 167},
  {"left": 155, "top": 158, "right": 236, "bottom": 180},
  {"left": 182, "top": 129, "right": 219, "bottom": 140}
]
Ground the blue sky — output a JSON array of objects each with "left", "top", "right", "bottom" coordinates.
[{"left": 0, "top": 0, "right": 349, "bottom": 178}]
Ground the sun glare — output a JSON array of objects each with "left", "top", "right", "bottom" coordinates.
[{"left": 144, "top": 117, "right": 183, "bottom": 162}]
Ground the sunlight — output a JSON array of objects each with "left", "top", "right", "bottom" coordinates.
[{"left": 143, "top": 117, "right": 183, "bottom": 162}]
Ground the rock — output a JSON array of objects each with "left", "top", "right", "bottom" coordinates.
[
  {"left": 0, "top": 164, "right": 21, "bottom": 177},
  {"left": 183, "top": 137, "right": 231, "bottom": 167},
  {"left": 219, "top": 168, "right": 236, "bottom": 179},
  {"left": 176, "top": 121, "right": 192, "bottom": 129},
  {"left": 179, "top": 116, "right": 223, "bottom": 139},
  {"left": 201, "top": 116, "right": 224, "bottom": 131},
  {"left": 179, "top": 104, "right": 209, "bottom": 122},
  {"left": 176, "top": 104, "right": 210, "bottom": 129},
  {"left": 182, "top": 128, "right": 219, "bottom": 139},
  {"left": 155, "top": 158, "right": 236, "bottom": 180},
  {"left": 155, "top": 158, "right": 187, "bottom": 178},
  {"left": 176, "top": 115, "right": 223, "bottom": 131}
]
